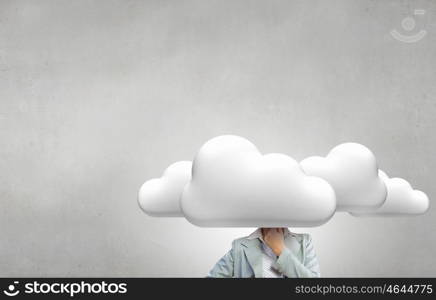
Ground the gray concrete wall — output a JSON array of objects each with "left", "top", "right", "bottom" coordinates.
[{"left": 0, "top": 0, "right": 435, "bottom": 276}]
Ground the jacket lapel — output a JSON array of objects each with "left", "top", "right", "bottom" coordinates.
[{"left": 241, "top": 238, "right": 264, "bottom": 278}]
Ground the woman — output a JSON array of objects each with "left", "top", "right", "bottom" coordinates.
[{"left": 208, "top": 228, "right": 320, "bottom": 278}]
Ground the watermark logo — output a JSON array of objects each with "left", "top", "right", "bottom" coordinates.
[
  {"left": 391, "top": 9, "right": 427, "bottom": 43},
  {"left": 2, "top": 281, "right": 127, "bottom": 297},
  {"left": 3, "top": 281, "right": 19, "bottom": 297}
]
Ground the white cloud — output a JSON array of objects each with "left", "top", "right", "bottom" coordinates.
[
  {"left": 138, "top": 161, "right": 192, "bottom": 217},
  {"left": 300, "top": 143, "right": 387, "bottom": 212},
  {"left": 180, "top": 135, "right": 336, "bottom": 227},
  {"left": 351, "top": 170, "right": 429, "bottom": 216},
  {"left": 138, "top": 139, "right": 428, "bottom": 226}
]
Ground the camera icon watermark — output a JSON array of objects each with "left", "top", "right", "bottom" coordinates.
[
  {"left": 390, "top": 9, "right": 427, "bottom": 43},
  {"left": 3, "top": 281, "right": 19, "bottom": 297}
]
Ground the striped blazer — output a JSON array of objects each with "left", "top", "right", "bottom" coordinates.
[{"left": 207, "top": 232, "right": 320, "bottom": 278}]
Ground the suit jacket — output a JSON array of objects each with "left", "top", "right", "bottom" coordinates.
[{"left": 207, "top": 232, "right": 320, "bottom": 278}]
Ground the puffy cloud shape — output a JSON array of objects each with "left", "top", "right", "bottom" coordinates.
[
  {"left": 351, "top": 170, "right": 429, "bottom": 216},
  {"left": 180, "top": 135, "right": 336, "bottom": 227},
  {"left": 138, "top": 138, "right": 429, "bottom": 226},
  {"left": 300, "top": 143, "right": 387, "bottom": 212},
  {"left": 138, "top": 161, "right": 192, "bottom": 217}
]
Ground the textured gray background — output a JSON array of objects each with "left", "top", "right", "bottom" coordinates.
[{"left": 0, "top": 0, "right": 435, "bottom": 277}]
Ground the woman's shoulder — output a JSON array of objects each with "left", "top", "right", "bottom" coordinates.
[
  {"left": 291, "top": 232, "right": 312, "bottom": 240},
  {"left": 231, "top": 236, "right": 254, "bottom": 247},
  {"left": 287, "top": 232, "right": 314, "bottom": 248}
]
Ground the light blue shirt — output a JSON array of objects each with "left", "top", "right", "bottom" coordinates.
[{"left": 208, "top": 229, "right": 321, "bottom": 278}]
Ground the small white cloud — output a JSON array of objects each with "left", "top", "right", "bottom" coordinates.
[
  {"left": 300, "top": 143, "right": 387, "bottom": 212},
  {"left": 138, "top": 161, "right": 192, "bottom": 217},
  {"left": 351, "top": 170, "right": 429, "bottom": 216},
  {"left": 181, "top": 135, "right": 336, "bottom": 227}
]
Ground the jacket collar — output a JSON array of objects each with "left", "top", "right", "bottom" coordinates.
[{"left": 241, "top": 238, "right": 263, "bottom": 277}]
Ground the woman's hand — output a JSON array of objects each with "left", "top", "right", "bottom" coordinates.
[{"left": 262, "top": 228, "right": 285, "bottom": 256}]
